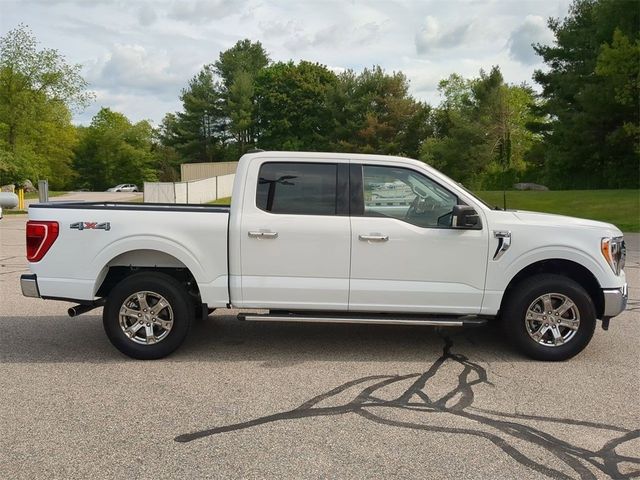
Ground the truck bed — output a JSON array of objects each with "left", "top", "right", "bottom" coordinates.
[
  {"left": 28, "top": 201, "right": 230, "bottom": 306},
  {"left": 30, "top": 202, "right": 230, "bottom": 213}
]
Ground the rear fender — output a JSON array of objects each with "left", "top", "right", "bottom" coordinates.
[{"left": 91, "top": 236, "right": 206, "bottom": 295}]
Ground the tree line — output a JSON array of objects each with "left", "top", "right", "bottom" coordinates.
[{"left": 0, "top": 0, "right": 637, "bottom": 191}]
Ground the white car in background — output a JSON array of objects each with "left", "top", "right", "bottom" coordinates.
[{"left": 107, "top": 184, "right": 138, "bottom": 192}]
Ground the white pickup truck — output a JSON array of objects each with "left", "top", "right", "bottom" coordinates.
[{"left": 21, "top": 151, "right": 627, "bottom": 360}]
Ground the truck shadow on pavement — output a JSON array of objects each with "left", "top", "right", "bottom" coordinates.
[
  {"left": 0, "top": 313, "right": 506, "bottom": 364},
  {"left": 175, "top": 331, "right": 640, "bottom": 480}
]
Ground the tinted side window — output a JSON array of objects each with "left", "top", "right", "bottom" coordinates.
[
  {"left": 257, "top": 162, "right": 337, "bottom": 215},
  {"left": 363, "top": 165, "right": 457, "bottom": 228}
]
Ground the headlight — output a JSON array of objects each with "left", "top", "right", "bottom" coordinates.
[{"left": 601, "top": 236, "right": 626, "bottom": 275}]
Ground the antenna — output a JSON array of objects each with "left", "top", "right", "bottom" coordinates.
[{"left": 502, "top": 129, "right": 511, "bottom": 210}]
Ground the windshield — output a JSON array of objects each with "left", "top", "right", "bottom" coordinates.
[
  {"left": 404, "top": 173, "right": 454, "bottom": 204},
  {"left": 456, "top": 182, "right": 495, "bottom": 209},
  {"left": 423, "top": 167, "right": 495, "bottom": 209}
]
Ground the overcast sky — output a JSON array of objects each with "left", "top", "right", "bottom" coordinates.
[{"left": 2, "top": 0, "right": 572, "bottom": 126}]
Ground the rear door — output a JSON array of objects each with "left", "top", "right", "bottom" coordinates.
[{"left": 237, "top": 158, "right": 351, "bottom": 310}]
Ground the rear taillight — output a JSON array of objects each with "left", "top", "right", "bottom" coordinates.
[{"left": 26, "top": 221, "right": 59, "bottom": 262}]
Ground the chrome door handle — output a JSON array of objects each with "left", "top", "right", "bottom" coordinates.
[
  {"left": 248, "top": 231, "right": 278, "bottom": 239},
  {"left": 359, "top": 234, "right": 389, "bottom": 242}
]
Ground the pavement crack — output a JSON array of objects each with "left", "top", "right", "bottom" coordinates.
[{"left": 174, "top": 332, "right": 640, "bottom": 479}]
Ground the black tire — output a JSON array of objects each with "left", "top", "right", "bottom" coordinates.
[
  {"left": 192, "top": 301, "right": 214, "bottom": 321},
  {"left": 502, "top": 274, "right": 596, "bottom": 361},
  {"left": 103, "top": 272, "right": 193, "bottom": 359}
]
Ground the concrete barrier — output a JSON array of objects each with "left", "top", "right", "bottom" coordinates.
[
  {"left": 143, "top": 182, "right": 178, "bottom": 203},
  {"left": 181, "top": 162, "right": 238, "bottom": 182},
  {"left": 216, "top": 174, "right": 234, "bottom": 199},
  {"left": 144, "top": 174, "right": 234, "bottom": 204},
  {"left": 174, "top": 182, "right": 188, "bottom": 203}
]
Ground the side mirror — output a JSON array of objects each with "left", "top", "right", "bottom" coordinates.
[{"left": 452, "top": 205, "right": 481, "bottom": 229}]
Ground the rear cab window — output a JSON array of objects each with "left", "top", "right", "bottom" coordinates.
[{"left": 256, "top": 162, "right": 338, "bottom": 215}]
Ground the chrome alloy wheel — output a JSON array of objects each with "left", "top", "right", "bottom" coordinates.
[
  {"left": 118, "top": 291, "right": 174, "bottom": 345},
  {"left": 525, "top": 293, "right": 580, "bottom": 347}
]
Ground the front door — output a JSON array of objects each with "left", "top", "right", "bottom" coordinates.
[
  {"left": 349, "top": 163, "right": 489, "bottom": 314},
  {"left": 238, "top": 159, "right": 351, "bottom": 310}
]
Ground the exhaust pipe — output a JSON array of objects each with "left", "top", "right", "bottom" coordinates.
[{"left": 68, "top": 298, "right": 106, "bottom": 317}]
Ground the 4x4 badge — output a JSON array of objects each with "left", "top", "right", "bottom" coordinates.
[{"left": 70, "top": 222, "right": 111, "bottom": 231}]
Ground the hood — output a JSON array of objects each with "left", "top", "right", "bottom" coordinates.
[{"left": 512, "top": 210, "right": 621, "bottom": 233}]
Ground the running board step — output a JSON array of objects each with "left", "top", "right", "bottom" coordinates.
[{"left": 238, "top": 313, "right": 488, "bottom": 327}]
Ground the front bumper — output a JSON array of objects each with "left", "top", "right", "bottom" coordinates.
[
  {"left": 21, "top": 274, "right": 40, "bottom": 298},
  {"left": 602, "top": 283, "right": 628, "bottom": 318}
]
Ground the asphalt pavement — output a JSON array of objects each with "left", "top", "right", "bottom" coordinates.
[{"left": 1, "top": 215, "right": 638, "bottom": 479}]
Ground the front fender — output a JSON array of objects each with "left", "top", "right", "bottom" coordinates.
[
  {"left": 500, "top": 246, "right": 610, "bottom": 290},
  {"left": 481, "top": 245, "right": 616, "bottom": 316}
]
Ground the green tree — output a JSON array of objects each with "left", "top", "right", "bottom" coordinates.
[
  {"left": 214, "top": 39, "right": 269, "bottom": 90},
  {"left": 226, "top": 70, "right": 255, "bottom": 154},
  {"left": 214, "top": 40, "right": 269, "bottom": 156},
  {"left": 153, "top": 117, "right": 183, "bottom": 181},
  {"left": 74, "top": 108, "right": 156, "bottom": 190},
  {"left": 595, "top": 28, "right": 640, "bottom": 159},
  {"left": 420, "top": 74, "right": 485, "bottom": 185},
  {"left": 255, "top": 61, "right": 338, "bottom": 150},
  {"left": 330, "top": 66, "right": 431, "bottom": 158},
  {"left": 160, "top": 68, "right": 225, "bottom": 163},
  {"left": 533, "top": 0, "right": 640, "bottom": 188},
  {"left": 422, "top": 67, "right": 542, "bottom": 188},
  {"left": 0, "top": 24, "right": 92, "bottom": 188},
  {"left": 162, "top": 39, "right": 270, "bottom": 164}
]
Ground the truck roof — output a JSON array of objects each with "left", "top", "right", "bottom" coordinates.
[
  {"left": 239, "top": 150, "right": 444, "bottom": 189},
  {"left": 242, "top": 150, "right": 423, "bottom": 165}
]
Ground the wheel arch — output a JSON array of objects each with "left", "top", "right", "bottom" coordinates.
[
  {"left": 94, "top": 248, "right": 201, "bottom": 300},
  {"left": 500, "top": 259, "right": 604, "bottom": 319}
]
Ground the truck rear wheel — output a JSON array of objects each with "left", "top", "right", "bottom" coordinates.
[
  {"left": 503, "top": 273, "right": 596, "bottom": 361},
  {"left": 103, "top": 272, "right": 193, "bottom": 359}
]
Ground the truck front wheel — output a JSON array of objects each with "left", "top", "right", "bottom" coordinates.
[
  {"left": 503, "top": 274, "right": 596, "bottom": 361},
  {"left": 103, "top": 272, "right": 193, "bottom": 359}
]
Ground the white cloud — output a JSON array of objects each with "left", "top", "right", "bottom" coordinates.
[
  {"left": 138, "top": 4, "right": 158, "bottom": 26},
  {"left": 508, "top": 15, "right": 554, "bottom": 65},
  {"left": 258, "top": 20, "right": 301, "bottom": 39},
  {"left": 79, "top": 89, "right": 181, "bottom": 125},
  {"left": 415, "top": 16, "right": 472, "bottom": 55},
  {"left": 87, "top": 44, "right": 193, "bottom": 100},
  {"left": 1, "top": 0, "right": 570, "bottom": 124},
  {"left": 415, "top": 16, "right": 441, "bottom": 53},
  {"left": 168, "top": 0, "right": 248, "bottom": 24}
]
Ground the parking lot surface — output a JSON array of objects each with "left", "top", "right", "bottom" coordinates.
[{"left": 1, "top": 215, "right": 638, "bottom": 479}]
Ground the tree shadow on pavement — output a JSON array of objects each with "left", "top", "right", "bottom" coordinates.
[{"left": 175, "top": 330, "right": 640, "bottom": 480}]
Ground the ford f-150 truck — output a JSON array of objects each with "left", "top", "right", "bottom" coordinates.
[{"left": 20, "top": 151, "right": 627, "bottom": 360}]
